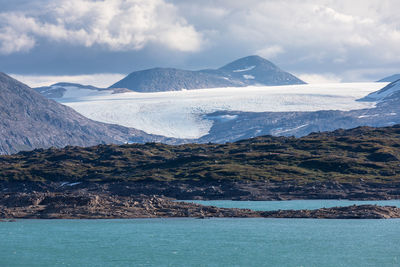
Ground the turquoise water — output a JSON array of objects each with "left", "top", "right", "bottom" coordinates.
[
  {"left": 182, "top": 199, "right": 400, "bottom": 211},
  {"left": 1, "top": 200, "right": 400, "bottom": 267}
]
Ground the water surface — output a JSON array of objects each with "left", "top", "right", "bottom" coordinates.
[{"left": 1, "top": 199, "right": 400, "bottom": 266}]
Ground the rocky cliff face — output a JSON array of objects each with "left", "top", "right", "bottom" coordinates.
[{"left": 0, "top": 73, "right": 169, "bottom": 154}]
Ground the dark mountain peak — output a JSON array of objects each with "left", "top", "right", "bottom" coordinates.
[
  {"left": 218, "top": 55, "right": 305, "bottom": 86},
  {"left": 219, "top": 55, "right": 277, "bottom": 71},
  {"left": 0, "top": 72, "right": 42, "bottom": 99}
]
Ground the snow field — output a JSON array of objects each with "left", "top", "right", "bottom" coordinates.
[{"left": 61, "top": 83, "right": 386, "bottom": 139}]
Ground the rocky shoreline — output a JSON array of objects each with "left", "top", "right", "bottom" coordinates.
[
  {"left": 1, "top": 191, "right": 400, "bottom": 219},
  {"left": 0, "top": 192, "right": 260, "bottom": 219}
]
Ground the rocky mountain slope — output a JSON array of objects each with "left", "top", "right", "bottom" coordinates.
[
  {"left": 109, "top": 55, "right": 305, "bottom": 92},
  {"left": 360, "top": 79, "right": 400, "bottom": 101},
  {"left": 0, "top": 73, "right": 173, "bottom": 154}
]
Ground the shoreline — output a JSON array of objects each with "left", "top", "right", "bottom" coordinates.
[{"left": 1, "top": 191, "right": 400, "bottom": 220}]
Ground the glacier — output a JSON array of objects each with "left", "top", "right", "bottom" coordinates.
[{"left": 60, "top": 83, "right": 386, "bottom": 139}]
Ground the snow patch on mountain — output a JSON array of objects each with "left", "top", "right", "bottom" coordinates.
[
  {"left": 243, "top": 75, "right": 255, "bottom": 80},
  {"left": 233, "top": 66, "right": 256, "bottom": 72},
  {"left": 360, "top": 80, "right": 399, "bottom": 101},
  {"left": 60, "top": 83, "right": 383, "bottom": 139}
]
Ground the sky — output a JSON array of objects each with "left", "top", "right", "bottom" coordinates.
[{"left": 0, "top": 0, "right": 399, "bottom": 87}]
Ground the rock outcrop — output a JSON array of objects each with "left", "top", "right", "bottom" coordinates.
[
  {"left": 261, "top": 205, "right": 400, "bottom": 219},
  {"left": 1, "top": 192, "right": 399, "bottom": 219},
  {"left": 0, "top": 192, "right": 260, "bottom": 219}
]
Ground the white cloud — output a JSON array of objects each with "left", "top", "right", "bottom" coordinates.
[
  {"left": 297, "top": 73, "right": 343, "bottom": 84},
  {"left": 0, "top": 27, "right": 35, "bottom": 54},
  {"left": 1, "top": 0, "right": 400, "bottom": 82},
  {"left": 173, "top": 0, "right": 400, "bottom": 72},
  {"left": 0, "top": 0, "right": 204, "bottom": 54},
  {"left": 256, "top": 45, "right": 284, "bottom": 59},
  {"left": 9, "top": 73, "right": 125, "bottom": 88}
]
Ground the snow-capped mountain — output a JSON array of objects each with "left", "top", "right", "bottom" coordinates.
[
  {"left": 359, "top": 79, "right": 400, "bottom": 101},
  {"left": 377, "top": 74, "right": 400, "bottom": 82},
  {"left": 216, "top": 55, "right": 305, "bottom": 86},
  {"left": 109, "top": 55, "right": 305, "bottom": 92},
  {"left": 34, "top": 82, "right": 129, "bottom": 99}
]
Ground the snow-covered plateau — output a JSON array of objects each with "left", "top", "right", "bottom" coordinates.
[{"left": 60, "top": 83, "right": 387, "bottom": 139}]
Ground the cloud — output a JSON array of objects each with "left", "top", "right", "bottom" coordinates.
[
  {"left": 0, "top": 27, "right": 35, "bottom": 54},
  {"left": 256, "top": 45, "right": 284, "bottom": 59},
  {"left": 10, "top": 73, "right": 125, "bottom": 88},
  {"left": 1, "top": 0, "right": 400, "bottom": 82},
  {"left": 297, "top": 73, "right": 343, "bottom": 84},
  {"left": 0, "top": 0, "right": 204, "bottom": 54},
  {"left": 172, "top": 0, "right": 400, "bottom": 79}
]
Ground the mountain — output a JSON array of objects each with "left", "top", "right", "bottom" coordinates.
[
  {"left": 377, "top": 74, "right": 400, "bottom": 82},
  {"left": 216, "top": 55, "right": 305, "bottom": 86},
  {"left": 109, "top": 55, "right": 305, "bottom": 92},
  {"left": 0, "top": 73, "right": 174, "bottom": 155},
  {"left": 34, "top": 82, "right": 129, "bottom": 99},
  {"left": 109, "top": 68, "right": 241, "bottom": 92},
  {"left": 359, "top": 79, "right": 400, "bottom": 101}
]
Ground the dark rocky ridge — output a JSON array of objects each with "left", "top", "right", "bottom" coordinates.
[
  {"left": 2, "top": 124, "right": 400, "bottom": 183},
  {"left": 0, "top": 192, "right": 260, "bottom": 219},
  {"left": 260, "top": 205, "right": 400, "bottom": 219},
  {"left": 109, "top": 55, "right": 305, "bottom": 92},
  {"left": 0, "top": 73, "right": 176, "bottom": 154}
]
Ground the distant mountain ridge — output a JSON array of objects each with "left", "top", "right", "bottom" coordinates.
[
  {"left": 0, "top": 73, "right": 176, "bottom": 154},
  {"left": 377, "top": 74, "right": 400, "bottom": 82},
  {"left": 34, "top": 82, "right": 130, "bottom": 99},
  {"left": 109, "top": 55, "right": 305, "bottom": 92}
]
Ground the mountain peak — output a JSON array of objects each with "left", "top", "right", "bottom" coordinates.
[
  {"left": 218, "top": 55, "right": 305, "bottom": 86},
  {"left": 219, "top": 55, "right": 276, "bottom": 71}
]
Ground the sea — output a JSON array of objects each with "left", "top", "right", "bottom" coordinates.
[{"left": 1, "top": 200, "right": 399, "bottom": 267}]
